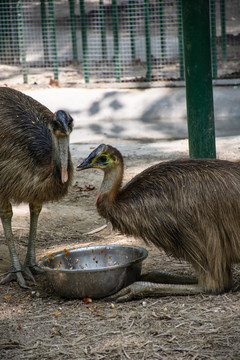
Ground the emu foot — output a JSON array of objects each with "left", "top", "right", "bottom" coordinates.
[
  {"left": 23, "top": 256, "right": 45, "bottom": 276},
  {"left": 107, "top": 281, "right": 204, "bottom": 302},
  {"left": 24, "top": 263, "right": 45, "bottom": 275},
  {"left": 0, "top": 270, "right": 30, "bottom": 288},
  {"left": 0, "top": 263, "right": 43, "bottom": 288},
  {"left": 107, "top": 281, "right": 152, "bottom": 302},
  {"left": 21, "top": 263, "right": 45, "bottom": 284}
]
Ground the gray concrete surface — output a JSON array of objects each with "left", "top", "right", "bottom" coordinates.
[{"left": 24, "top": 85, "right": 240, "bottom": 162}]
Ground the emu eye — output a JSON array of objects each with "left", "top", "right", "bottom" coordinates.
[{"left": 99, "top": 156, "right": 107, "bottom": 163}]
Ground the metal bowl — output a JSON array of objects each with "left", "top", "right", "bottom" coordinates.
[{"left": 38, "top": 245, "right": 148, "bottom": 299}]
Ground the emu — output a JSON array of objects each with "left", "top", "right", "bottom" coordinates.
[
  {"left": 77, "top": 144, "right": 240, "bottom": 301},
  {"left": 0, "top": 87, "right": 73, "bottom": 288}
]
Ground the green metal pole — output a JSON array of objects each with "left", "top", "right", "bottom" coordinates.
[
  {"left": 69, "top": 0, "right": 78, "bottom": 62},
  {"left": 144, "top": 0, "right": 151, "bottom": 82},
  {"left": 0, "top": 3, "right": 7, "bottom": 55},
  {"left": 17, "top": 0, "right": 28, "bottom": 84},
  {"left": 12, "top": 0, "right": 20, "bottom": 62},
  {"left": 220, "top": 0, "right": 226, "bottom": 61},
  {"left": 177, "top": 0, "right": 184, "bottom": 80},
  {"left": 40, "top": 0, "right": 49, "bottom": 64},
  {"left": 79, "top": 0, "right": 89, "bottom": 83},
  {"left": 112, "top": 0, "right": 121, "bottom": 82},
  {"left": 159, "top": 0, "right": 165, "bottom": 61},
  {"left": 182, "top": 0, "right": 216, "bottom": 159},
  {"left": 99, "top": 0, "right": 107, "bottom": 60},
  {"left": 210, "top": 0, "right": 217, "bottom": 79},
  {"left": 48, "top": 0, "right": 58, "bottom": 81},
  {"left": 128, "top": 0, "right": 136, "bottom": 62}
]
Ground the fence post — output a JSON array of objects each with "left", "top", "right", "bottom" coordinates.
[
  {"left": 40, "top": 0, "right": 49, "bottom": 65},
  {"left": 128, "top": 0, "right": 136, "bottom": 62},
  {"left": 158, "top": 0, "right": 165, "bottom": 61},
  {"left": 220, "top": 0, "right": 227, "bottom": 61},
  {"left": 144, "top": 0, "right": 151, "bottom": 82},
  {"left": 79, "top": 0, "right": 89, "bottom": 83},
  {"left": 112, "top": 0, "right": 121, "bottom": 82},
  {"left": 48, "top": 0, "right": 59, "bottom": 81},
  {"left": 12, "top": 2, "right": 19, "bottom": 61},
  {"left": 210, "top": 0, "right": 217, "bottom": 79},
  {"left": 99, "top": 0, "right": 107, "bottom": 60},
  {"left": 17, "top": 0, "right": 28, "bottom": 84},
  {"left": 177, "top": 0, "right": 184, "bottom": 80},
  {"left": 0, "top": 4, "right": 8, "bottom": 58},
  {"left": 182, "top": 0, "right": 216, "bottom": 159},
  {"left": 69, "top": 0, "right": 78, "bottom": 62}
]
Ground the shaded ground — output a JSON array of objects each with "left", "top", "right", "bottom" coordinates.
[{"left": 1, "top": 151, "right": 240, "bottom": 360}]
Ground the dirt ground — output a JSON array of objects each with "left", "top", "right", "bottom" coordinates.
[{"left": 0, "top": 151, "right": 240, "bottom": 360}]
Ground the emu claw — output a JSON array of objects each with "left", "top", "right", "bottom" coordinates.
[
  {"left": 24, "top": 264, "right": 44, "bottom": 275},
  {"left": 0, "top": 264, "right": 43, "bottom": 288},
  {"left": 107, "top": 282, "right": 146, "bottom": 302},
  {"left": 22, "top": 264, "right": 45, "bottom": 283},
  {"left": 0, "top": 271, "right": 30, "bottom": 288},
  {"left": 0, "top": 262, "right": 45, "bottom": 289},
  {"left": 22, "top": 267, "right": 37, "bottom": 283}
]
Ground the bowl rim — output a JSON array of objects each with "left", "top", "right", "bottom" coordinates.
[{"left": 38, "top": 244, "right": 148, "bottom": 273}]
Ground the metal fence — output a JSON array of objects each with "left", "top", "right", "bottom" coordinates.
[{"left": 0, "top": 0, "right": 239, "bottom": 85}]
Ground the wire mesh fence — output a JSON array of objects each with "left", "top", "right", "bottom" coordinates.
[{"left": 0, "top": 0, "right": 239, "bottom": 86}]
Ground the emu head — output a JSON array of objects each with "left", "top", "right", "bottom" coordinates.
[
  {"left": 51, "top": 110, "right": 74, "bottom": 183},
  {"left": 51, "top": 110, "right": 73, "bottom": 136}
]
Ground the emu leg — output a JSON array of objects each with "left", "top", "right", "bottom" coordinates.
[
  {"left": 23, "top": 203, "right": 44, "bottom": 278},
  {"left": 0, "top": 203, "right": 29, "bottom": 288},
  {"left": 140, "top": 270, "right": 198, "bottom": 284},
  {"left": 107, "top": 282, "right": 204, "bottom": 302},
  {"left": 107, "top": 268, "right": 199, "bottom": 302}
]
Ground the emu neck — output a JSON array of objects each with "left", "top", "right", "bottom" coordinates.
[{"left": 97, "top": 166, "right": 123, "bottom": 203}]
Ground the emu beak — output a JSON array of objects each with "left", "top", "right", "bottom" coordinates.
[
  {"left": 76, "top": 144, "right": 105, "bottom": 171},
  {"left": 58, "top": 136, "right": 70, "bottom": 183},
  {"left": 76, "top": 157, "right": 93, "bottom": 171}
]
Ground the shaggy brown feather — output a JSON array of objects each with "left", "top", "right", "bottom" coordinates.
[
  {"left": 0, "top": 87, "right": 73, "bottom": 287},
  {"left": 0, "top": 87, "right": 73, "bottom": 205},
  {"left": 78, "top": 144, "right": 240, "bottom": 294}
]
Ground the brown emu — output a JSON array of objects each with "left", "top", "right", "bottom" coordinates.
[
  {"left": 0, "top": 87, "right": 73, "bottom": 288},
  {"left": 77, "top": 144, "right": 240, "bottom": 301}
]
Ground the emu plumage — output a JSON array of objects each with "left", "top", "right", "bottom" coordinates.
[
  {"left": 77, "top": 144, "right": 240, "bottom": 301},
  {"left": 0, "top": 87, "right": 73, "bottom": 288}
]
